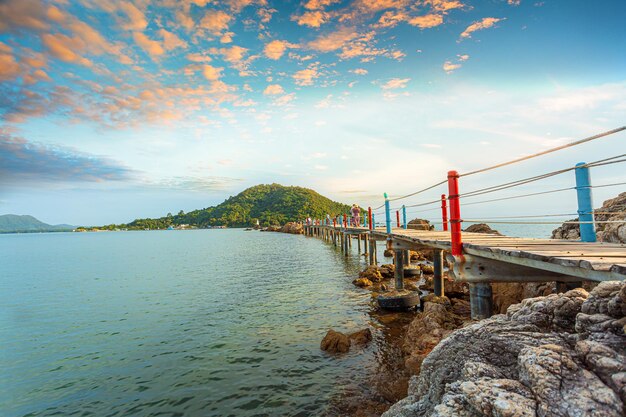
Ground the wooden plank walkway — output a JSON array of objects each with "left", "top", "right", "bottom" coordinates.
[{"left": 311, "top": 225, "right": 626, "bottom": 281}]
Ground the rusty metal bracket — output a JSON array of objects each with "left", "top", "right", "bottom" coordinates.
[{"left": 446, "top": 253, "right": 578, "bottom": 283}]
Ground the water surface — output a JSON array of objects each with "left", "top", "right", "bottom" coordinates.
[{"left": 1, "top": 229, "right": 390, "bottom": 417}]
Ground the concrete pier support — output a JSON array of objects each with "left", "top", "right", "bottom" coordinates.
[
  {"left": 433, "top": 249, "right": 444, "bottom": 297},
  {"left": 394, "top": 250, "right": 405, "bottom": 290},
  {"left": 469, "top": 283, "right": 493, "bottom": 320},
  {"left": 364, "top": 236, "right": 368, "bottom": 257},
  {"left": 357, "top": 234, "right": 361, "bottom": 252}
]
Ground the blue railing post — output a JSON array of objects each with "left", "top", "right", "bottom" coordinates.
[
  {"left": 402, "top": 205, "right": 407, "bottom": 229},
  {"left": 339, "top": 214, "right": 343, "bottom": 229},
  {"left": 384, "top": 193, "right": 391, "bottom": 234},
  {"left": 575, "top": 162, "right": 596, "bottom": 242},
  {"left": 372, "top": 213, "right": 376, "bottom": 229}
]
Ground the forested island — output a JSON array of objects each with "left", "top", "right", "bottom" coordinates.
[{"left": 81, "top": 184, "right": 351, "bottom": 231}]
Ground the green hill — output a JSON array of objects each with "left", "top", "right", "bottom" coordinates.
[
  {"left": 0, "top": 214, "right": 74, "bottom": 233},
  {"left": 104, "top": 184, "right": 351, "bottom": 230}
]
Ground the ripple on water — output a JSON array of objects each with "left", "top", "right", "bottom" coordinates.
[{"left": 1, "top": 230, "right": 383, "bottom": 417}]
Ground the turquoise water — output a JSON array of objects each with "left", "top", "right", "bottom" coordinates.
[{"left": 1, "top": 230, "right": 391, "bottom": 417}]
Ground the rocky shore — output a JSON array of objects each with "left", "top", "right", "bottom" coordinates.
[
  {"left": 382, "top": 281, "right": 625, "bottom": 417},
  {"left": 552, "top": 192, "right": 626, "bottom": 243},
  {"left": 270, "top": 212, "right": 624, "bottom": 416}
]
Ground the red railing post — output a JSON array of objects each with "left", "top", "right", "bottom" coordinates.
[
  {"left": 344, "top": 214, "right": 348, "bottom": 228},
  {"left": 396, "top": 210, "right": 400, "bottom": 228},
  {"left": 368, "top": 207, "right": 373, "bottom": 230},
  {"left": 333, "top": 218, "right": 337, "bottom": 228},
  {"left": 447, "top": 171, "right": 463, "bottom": 257},
  {"left": 441, "top": 194, "right": 448, "bottom": 232}
]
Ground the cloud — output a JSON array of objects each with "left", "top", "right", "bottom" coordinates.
[
  {"left": 263, "top": 39, "right": 295, "bottom": 60},
  {"left": 460, "top": 17, "right": 504, "bottom": 39},
  {"left": 41, "top": 33, "right": 93, "bottom": 66},
  {"left": 0, "top": 42, "right": 21, "bottom": 81},
  {"left": 351, "top": 68, "right": 368, "bottom": 75},
  {"left": 119, "top": 1, "right": 147, "bottom": 31},
  {"left": 158, "top": 28, "right": 187, "bottom": 50},
  {"left": 264, "top": 84, "right": 285, "bottom": 95},
  {"left": 308, "top": 27, "right": 358, "bottom": 52},
  {"left": 200, "top": 10, "right": 232, "bottom": 35},
  {"left": 202, "top": 64, "right": 223, "bottom": 80},
  {"left": 443, "top": 61, "right": 460, "bottom": 72},
  {"left": 148, "top": 175, "right": 243, "bottom": 192},
  {"left": 293, "top": 10, "right": 329, "bottom": 27},
  {"left": 408, "top": 14, "right": 444, "bottom": 28},
  {"left": 381, "top": 78, "right": 410, "bottom": 89},
  {"left": 0, "top": 131, "right": 135, "bottom": 184},
  {"left": 293, "top": 67, "right": 320, "bottom": 86},
  {"left": 0, "top": 0, "right": 52, "bottom": 32},
  {"left": 425, "top": 0, "right": 465, "bottom": 12},
  {"left": 133, "top": 32, "right": 165, "bottom": 58},
  {"left": 304, "top": 0, "right": 341, "bottom": 9}
]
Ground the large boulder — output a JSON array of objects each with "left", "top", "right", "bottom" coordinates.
[
  {"left": 408, "top": 219, "right": 435, "bottom": 231},
  {"left": 382, "top": 281, "right": 626, "bottom": 417},
  {"left": 464, "top": 223, "right": 501, "bottom": 235},
  {"left": 321, "top": 329, "right": 351, "bottom": 353},
  {"left": 280, "top": 222, "right": 304, "bottom": 234},
  {"left": 552, "top": 192, "right": 626, "bottom": 243}
]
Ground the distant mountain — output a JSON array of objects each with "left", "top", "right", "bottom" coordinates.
[
  {"left": 0, "top": 214, "right": 74, "bottom": 233},
  {"left": 98, "top": 184, "right": 352, "bottom": 230}
]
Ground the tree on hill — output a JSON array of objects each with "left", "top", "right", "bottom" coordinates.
[{"left": 112, "top": 184, "right": 351, "bottom": 229}]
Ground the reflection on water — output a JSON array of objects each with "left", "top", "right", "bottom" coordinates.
[{"left": 0, "top": 230, "right": 413, "bottom": 417}]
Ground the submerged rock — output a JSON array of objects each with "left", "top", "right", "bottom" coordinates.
[
  {"left": 321, "top": 328, "right": 372, "bottom": 354},
  {"left": 349, "top": 328, "right": 373, "bottom": 346},
  {"left": 321, "top": 329, "right": 351, "bottom": 353},
  {"left": 382, "top": 281, "right": 626, "bottom": 417},
  {"left": 353, "top": 277, "right": 373, "bottom": 288},
  {"left": 360, "top": 265, "right": 384, "bottom": 282}
]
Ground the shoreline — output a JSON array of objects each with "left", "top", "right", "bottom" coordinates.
[{"left": 285, "top": 222, "right": 625, "bottom": 416}]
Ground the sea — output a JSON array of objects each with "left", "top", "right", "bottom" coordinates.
[
  {"left": 0, "top": 224, "right": 557, "bottom": 417},
  {"left": 0, "top": 229, "right": 404, "bottom": 417}
]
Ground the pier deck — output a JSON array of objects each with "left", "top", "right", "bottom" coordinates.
[{"left": 307, "top": 225, "right": 626, "bottom": 283}]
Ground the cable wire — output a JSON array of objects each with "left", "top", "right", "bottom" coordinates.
[{"left": 459, "top": 126, "right": 626, "bottom": 177}]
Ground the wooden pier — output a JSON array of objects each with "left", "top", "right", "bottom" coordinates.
[{"left": 304, "top": 224, "right": 626, "bottom": 318}]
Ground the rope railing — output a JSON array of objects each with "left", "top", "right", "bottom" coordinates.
[
  {"left": 305, "top": 127, "right": 625, "bottom": 249},
  {"left": 458, "top": 126, "right": 625, "bottom": 177}
]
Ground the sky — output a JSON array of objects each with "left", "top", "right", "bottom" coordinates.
[{"left": 0, "top": 0, "right": 625, "bottom": 226}]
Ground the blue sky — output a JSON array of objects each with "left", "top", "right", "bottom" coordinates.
[{"left": 0, "top": 0, "right": 625, "bottom": 225}]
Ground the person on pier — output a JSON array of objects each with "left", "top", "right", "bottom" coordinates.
[{"left": 351, "top": 204, "right": 361, "bottom": 227}]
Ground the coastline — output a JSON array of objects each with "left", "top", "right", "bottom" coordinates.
[{"left": 281, "top": 222, "right": 625, "bottom": 417}]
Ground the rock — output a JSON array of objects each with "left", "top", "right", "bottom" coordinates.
[
  {"left": 552, "top": 192, "right": 626, "bottom": 243},
  {"left": 421, "top": 264, "right": 434, "bottom": 275},
  {"left": 408, "top": 219, "right": 434, "bottom": 231},
  {"left": 404, "top": 282, "right": 419, "bottom": 291},
  {"left": 507, "top": 288, "right": 588, "bottom": 333},
  {"left": 402, "top": 299, "right": 466, "bottom": 376},
  {"left": 353, "top": 278, "right": 373, "bottom": 288},
  {"left": 519, "top": 344, "right": 622, "bottom": 417},
  {"left": 420, "top": 276, "right": 468, "bottom": 296},
  {"left": 359, "top": 266, "right": 384, "bottom": 282},
  {"left": 491, "top": 282, "right": 555, "bottom": 314},
  {"left": 463, "top": 223, "right": 502, "bottom": 235},
  {"left": 280, "top": 222, "right": 304, "bottom": 234},
  {"left": 349, "top": 328, "right": 373, "bottom": 346},
  {"left": 451, "top": 298, "right": 472, "bottom": 318},
  {"left": 321, "top": 329, "right": 351, "bottom": 353},
  {"left": 380, "top": 264, "right": 395, "bottom": 278},
  {"left": 382, "top": 281, "right": 626, "bottom": 417},
  {"left": 384, "top": 249, "right": 395, "bottom": 257}
]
